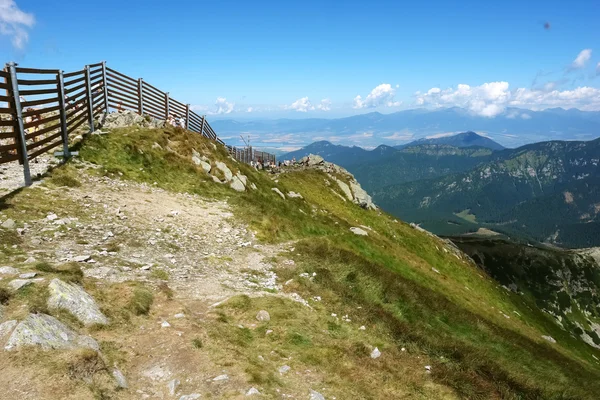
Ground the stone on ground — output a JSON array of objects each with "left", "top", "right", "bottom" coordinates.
[
  {"left": 310, "top": 389, "right": 326, "bottom": 400},
  {"left": 287, "top": 191, "right": 303, "bottom": 198},
  {"left": 5, "top": 313, "right": 99, "bottom": 351},
  {"left": 0, "top": 320, "right": 17, "bottom": 340},
  {"left": 271, "top": 188, "right": 285, "bottom": 199},
  {"left": 256, "top": 310, "right": 270, "bottom": 322},
  {"left": 350, "top": 181, "right": 375, "bottom": 209},
  {"left": 0, "top": 266, "right": 19, "bottom": 275},
  {"left": 230, "top": 176, "right": 246, "bottom": 192},
  {"left": 8, "top": 279, "right": 33, "bottom": 291},
  {"left": 167, "top": 379, "right": 180, "bottom": 395},
  {"left": 47, "top": 278, "right": 108, "bottom": 326},
  {"left": 246, "top": 387, "right": 260, "bottom": 396},
  {"left": 112, "top": 368, "right": 128, "bottom": 388},
  {"left": 236, "top": 173, "right": 248, "bottom": 186},
  {"left": 1, "top": 219, "right": 15, "bottom": 229},
  {"left": 213, "top": 374, "right": 229, "bottom": 382},
  {"left": 179, "top": 394, "right": 201, "bottom": 400},
  {"left": 215, "top": 161, "right": 233, "bottom": 182},
  {"left": 370, "top": 347, "right": 381, "bottom": 359},
  {"left": 350, "top": 227, "right": 368, "bottom": 236}
]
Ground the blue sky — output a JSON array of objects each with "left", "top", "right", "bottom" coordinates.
[{"left": 1, "top": 0, "right": 599, "bottom": 119}]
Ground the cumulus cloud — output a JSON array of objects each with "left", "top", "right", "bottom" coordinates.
[
  {"left": 353, "top": 83, "right": 401, "bottom": 109},
  {"left": 287, "top": 97, "right": 314, "bottom": 112},
  {"left": 569, "top": 49, "right": 592, "bottom": 70},
  {"left": 0, "top": 0, "right": 35, "bottom": 49},
  {"left": 415, "top": 82, "right": 510, "bottom": 117},
  {"left": 214, "top": 97, "right": 235, "bottom": 114},
  {"left": 317, "top": 98, "right": 331, "bottom": 111},
  {"left": 416, "top": 80, "right": 600, "bottom": 115}
]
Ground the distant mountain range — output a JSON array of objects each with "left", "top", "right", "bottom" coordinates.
[
  {"left": 396, "top": 131, "right": 505, "bottom": 151},
  {"left": 212, "top": 107, "right": 600, "bottom": 149},
  {"left": 373, "top": 138, "right": 600, "bottom": 248}
]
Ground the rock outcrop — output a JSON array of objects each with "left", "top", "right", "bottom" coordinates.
[
  {"left": 5, "top": 313, "right": 99, "bottom": 351},
  {"left": 102, "top": 110, "right": 164, "bottom": 129},
  {"left": 47, "top": 278, "right": 108, "bottom": 326}
]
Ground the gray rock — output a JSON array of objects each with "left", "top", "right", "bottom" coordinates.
[
  {"left": 215, "top": 161, "right": 233, "bottom": 182},
  {"left": 211, "top": 175, "right": 223, "bottom": 184},
  {"left": 24, "top": 257, "right": 36, "bottom": 264},
  {"left": 350, "top": 227, "right": 368, "bottom": 236},
  {"left": 278, "top": 365, "right": 290, "bottom": 374},
  {"left": 5, "top": 313, "right": 99, "bottom": 351},
  {"left": 335, "top": 179, "right": 353, "bottom": 201},
  {"left": 199, "top": 160, "right": 212, "bottom": 174},
  {"left": 310, "top": 390, "right": 325, "bottom": 400},
  {"left": 250, "top": 183, "right": 257, "bottom": 190},
  {"left": 230, "top": 176, "right": 246, "bottom": 192},
  {"left": 213, "top": 374, "right": 229, "bottom": 381},
  {"left": 246, "top": 387, "right": 260, "bottom": 396},
  {"left": 1, "top": 219, "right": 15, "bottom": 229},
  {"left": 179, "top": 395, "right": 201, "bottom": 400},
  {"left": 8, "top": 279, "right": 33, "bottom": 291},
  {"left": 73, "top": 255, "right": 91, "bottom": 262},
  {"left": 256, "top": 310, "right": 270, "bottom": 322},
  {"left": 0, "top": 320, "right": 17, "bottom": 341},
  {"left": 302, "top": 154, "right": 324, "bottom": 166},
  {"left": 46, "top": 213, "right": 58, "bottom": 221},
  {"left": 370, "top": 347, "right": 381, "bottom": 358},
  {"left": 287, "top": 191, "right": 303, "bottom": 199},
  {"left": 0, "top": 266, "right": 19, "bottom": 275},
  {"left": 192, "top": 154, "right": 202, "bottom": 166},
  {"left": 112, "top": 368, "right": 128, "bottom": 388},
  {"left": 168, "top": 379, "right": 181, "bottom": 395},
  {"left": 349, "top": 181, "right": 376, "bottom": 209},
  {"left": 236, "top": 173, "right": 248, "bottom": 186},
  {"left": 542, "top": 335, "right": 557, "bottom": 343},
  {"left": 47, "top": 278, "right": 108, "bottom": 326},
  {"left": 271, "top": 188, "right": 285, "bottom": 199},
  {"left": 102, "top": 110, "right": 164, "bottom": 129},
  {"left": 19, "top": 272, "right": 37, "bottom": 279}
]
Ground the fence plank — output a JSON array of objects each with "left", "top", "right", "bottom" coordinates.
[
  {"left": 17, "top": 78, "right": 56, "bottom": 86},
  {"left": 106, "top": 68, "right": 137, "bottom": 84},
  {"left": 15, "top": 67, "right": 58, "bottom": 74},
  {"left": 106, "top": 77, "right": 139, "bottom": 97},
  {"left": 25, "top": 122, "right": 60, "bottom": 139},
  {"left": 107, "top": 89, "right": 138, "bottom": 107},
  {"left": 28, "top": 137, "right": 62, "bottom": 160},
  {"left": 22, "top": 104, "right": 60, "bottom": 117},
  {"left": 19, "top": 87, "right": 58, "bottom": 96},
  {"left": 23, "top": 112, "right": 60, "bottom": 129},
  {"left": 64, "top": 69, "right": 85, "bottom": 78}
]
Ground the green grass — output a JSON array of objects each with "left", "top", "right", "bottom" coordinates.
[
  {"left": 454, "top": 209, "right": 477, "bottom": 223},
  {"left": 127, "top": 287, "right": 153, "bottom": 316}
]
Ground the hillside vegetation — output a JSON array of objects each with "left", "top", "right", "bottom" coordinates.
[
  {"left": 0, "top": 125, "right": 599, "bottom": 399},
  {"left": 374, "top": 138, "right": 600, "bottom": 247}
]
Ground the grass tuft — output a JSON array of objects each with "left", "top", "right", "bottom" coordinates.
[{"left": 127, "top": 287, "right": 153, "bottom": 316}]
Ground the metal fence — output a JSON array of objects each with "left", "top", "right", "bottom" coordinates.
[{"left": 0, "top": 61, "right": 275, "bottom": 186}]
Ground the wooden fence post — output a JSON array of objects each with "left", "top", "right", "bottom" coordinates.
[
  {"left": 138, "top": 78, "right": 144, "bottom": 115},
  {"left": 200, "top": 115, "right": 205, "bottom": 137},
  {"left": 185, "top": 104, "right": 190, "bottom": 130},
  {"left": 56, "top": 70, "right": 71, "bottom": 158},
  {"left": 165, "top": 92, "right": 170, "bottom": 119},
  {"left": 84, "top": 65, "right": 94, "bottom": 133},
  {"left": 101, "top": 61, "right": 109, "bottom": 114},
  {"left": 6, "top": 62, "right": 31, "bottom": 186}
]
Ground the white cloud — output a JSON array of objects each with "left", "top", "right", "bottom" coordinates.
[
  {"left": 596, "top": 62, "right": 600, "bottom": 76},
  {"left": 214, "top": 97, "right": 235, "bottom": 114},
  {"left": 317, "top": 98, "right": 331, "bottom": 111},
  {"left": 0, "top": 0, "right": 35, "bottom": 49},
  {"left": 570, "top": 49, "right": 592, "bottom": 70},
  {"left": 287, "top": 97, "right": 314, "bottom": 112},
  {"left": 416, "top": 80, "right": 600, "bottom": 115},
  {"left": 246, "top": 107, "right": 253, "bottom": 113},
  {"left": 521, "top": 113, "right": 531, "bottom": 119},
  {"left": 416, "top": 82, "right": 510, "bottom": 117},
  {"left": 353, "top": 83, "right": 401, "bottom": 109}
]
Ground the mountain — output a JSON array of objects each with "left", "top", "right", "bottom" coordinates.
[
  {"left": 212, "top": 107, "right": 600, "bottom": 149},
  {"left": 280, "top": 140, "right": 395, "bottom": 166},
  {"left": 373, "top": 137, "right": 600, "bottom": 247},
  {"left": 398, "top": 131, "right": 505, "bottom": 151}
]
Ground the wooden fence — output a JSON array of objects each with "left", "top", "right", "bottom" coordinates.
[{"left": 0, "top": 61, "right": 275, "bottom": 186}]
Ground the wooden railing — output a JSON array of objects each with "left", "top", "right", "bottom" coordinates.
[{"left": 0, "top": 61, "right": 275, "bottom": 186}]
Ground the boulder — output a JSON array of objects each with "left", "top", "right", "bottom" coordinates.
[
  {"left": 349, "top": 181, "right": 375, "bottom": 209},
  {"left": 0, "top": 266, "right": 19, "bottom": 275},
  {"left": 47, "top": 278, "right": 108, "bottom": 326},
  {"left": 211, "top": 175, "right": 223, "bottom": 184},
  {"left": 102, "top": 110, "right": 164, "bottom": 129},
  {"left": 8, "top": 279, "right": 33, "bottom": 291},
  {"left": 5, "top": 313, "right": 99, "bottom": 351},
  {"left": 336, "top": 179, "right": 354, "bottom": 201},
  {"left": 230, "top": 176, "right": 246, "bottom": 192},
  {"left": 246, "top": 387, "right": 261, "bottom": 396},
  {"left": 215, "top": 161, "right": 233, "bottom": 182},
  {"left": 199, "top": 160, "right": 212, "bottom": 174},
  {"left": 271, "top": 188, "right": 285, "bottom": 199},
  {"left": 310, "top": 389, "right": 325, "bottom": 400},
  {"left": 302, "top": 154, "right": 324, "bottom": 166},
  {"left": 1, "top": 219, "right": 15, "bottom": 229},
  {"left": 236, "top": 173, "right": 248, "bottom": 186},
  {"left": 0, "top": 320, "right": 17, "bottom": 341}
]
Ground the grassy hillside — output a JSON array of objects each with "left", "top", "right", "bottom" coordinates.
[{"left": 0, "top": 125, "right": 599, "bottom": 398}]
